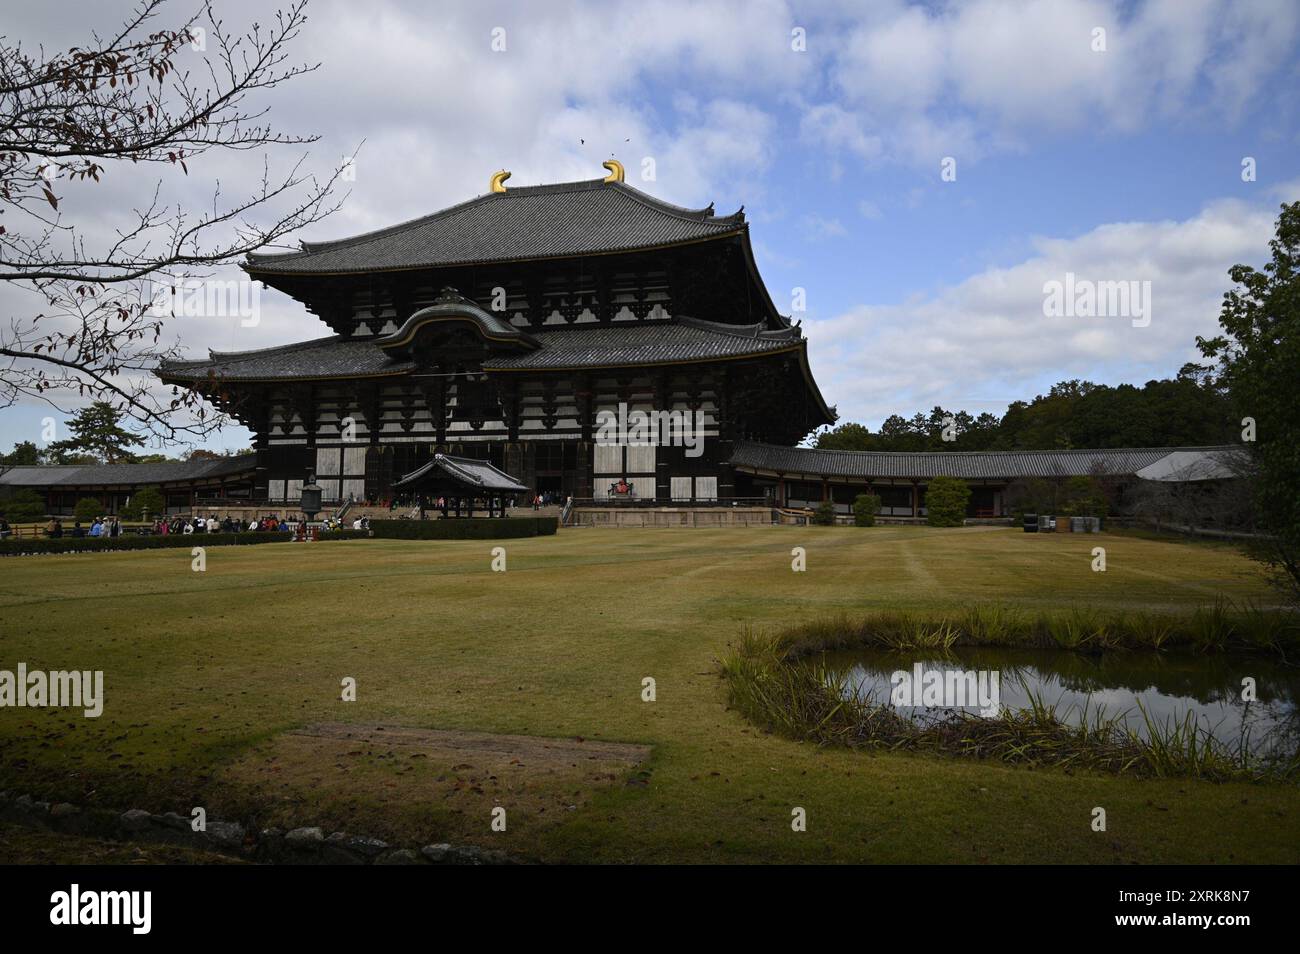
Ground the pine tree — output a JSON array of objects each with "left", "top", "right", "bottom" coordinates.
[{"left": 45, "top": 402, "right": 146, "bottom": 464}]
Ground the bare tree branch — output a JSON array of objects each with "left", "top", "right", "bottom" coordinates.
[{"left": 0, "top": 0, "right": 348, "bottom": 444}]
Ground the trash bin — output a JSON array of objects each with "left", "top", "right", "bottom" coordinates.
[
  {"left": 1070, "top": 516, "right": 1084, "bottom": 533},
  {"left": 1024, "top": 513, "right": 1038, "bottom": 533}
]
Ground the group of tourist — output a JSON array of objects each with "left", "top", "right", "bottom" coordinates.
[
  {"left": 39, "top": 516, "right": 123, "bottom": 539},
  {"left": 151, "top": 514, "right": 292, "bottom": 534},
  {"left": 318, "top": 515, "right": 369, "bottom": 531}
]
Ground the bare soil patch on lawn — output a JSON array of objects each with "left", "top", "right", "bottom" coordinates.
[
  {"left": 215, "top": 723, "right": 652, "bottom": 845},
  {"left": 292, "top": 722, "right": 651, "bottom": 765}
]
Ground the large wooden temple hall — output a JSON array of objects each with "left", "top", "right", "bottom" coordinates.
[{"left": 156, "top": 161, "right": 835, "bottom": 509}]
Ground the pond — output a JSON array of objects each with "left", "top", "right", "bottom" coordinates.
[{"left": 814, "top": 647, "right": 1300, "bottom": 761}]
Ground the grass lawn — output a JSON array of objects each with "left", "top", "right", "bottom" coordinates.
[{"left": 1, "top": 524, "right": 1296, "bottom": 864}]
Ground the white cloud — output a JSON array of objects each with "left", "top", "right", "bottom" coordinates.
[
  {"left": 805, "top": 196, "right": 1278, "bottom": 424},
  {"left": 799, "top": 104, "right": 883, "bottom": 162},
  {"left": 800, "top": 214, "right": 848, "bottom": 240},
  {"left": 810, "top": 0, "right": 1300, "bottom": 165}
]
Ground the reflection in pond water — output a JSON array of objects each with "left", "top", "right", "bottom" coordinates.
[{"left": 814, "top": 647, "right": 1300, "bottom": 762}]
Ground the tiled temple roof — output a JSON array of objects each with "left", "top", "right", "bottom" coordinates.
[
  {"left": 244, "top": 179, "right": 745, "bottom": 274},
  {"left": 482, "top": 319, "right": 802, "bottom": 371},
  {"left": 157, "top": 318, "right": 801, "bottom": 382},
  {"left": 158, "top": 336, "right": 414, "bottom": 382}
]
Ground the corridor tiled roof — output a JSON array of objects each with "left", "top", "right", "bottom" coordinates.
[
  {"left": 728, "top": 441, "right": 1242, "bottom": 481},
  {"left": 244, "top": 179, "right": 745, "bottom": 274},
  {"left": 0, "top": 455, "right": 255, "bottom": 488}
]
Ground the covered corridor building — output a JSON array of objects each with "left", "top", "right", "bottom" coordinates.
[{"left": 728, "top": 442, "right": 1241, "bottom": 518}]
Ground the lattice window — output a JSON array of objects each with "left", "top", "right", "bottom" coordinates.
[
  {"left": 316, "top": 447, "right": 341, "bottom": 477},
  {"left": 695, "top": 476, "right": 718, "bottom": 501},
  {"left": 593, "top": 442, "right": 622, "bottom": 474},
  {"left": 342, "top": 445, "right": 367, "bottom": 475},
  {"left": 625, "top": 443, "right": 656, "bottom": 474},
  {"left": 670, "top": 477, "right": 692, "bottom": 502}
]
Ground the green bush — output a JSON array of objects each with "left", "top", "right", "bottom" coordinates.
[
  {"left": 316, "top": 529, "right": 371, "bottom": 541},
  {"left": 1, "top": 489, "right": 46, "bottom": 521},
  {"left": 120, "top": 486, "right": 165, "bottom": 521},
  {"left": 812, "top": 500, "right": 837, "bottom": 526},
  {"left": 0, "top": 531, "right": 292, "bottom": 557},
  {"left": 1062, "top": 475, "right": 1108, "bottom": 518},
  {"left": 369, "top": 516, "right": 558, "bottom": 540},
  {"left": 73, "top": 497, "right": 102, "bottom": 522},
  {"left": 852, "top": 493, "right": 881, "bottom": 527},
  {"left": 925, "top": 476, "right": 970, "bottom": 527}
]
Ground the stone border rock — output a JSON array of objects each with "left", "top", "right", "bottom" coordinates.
[{"left": 0, "top": 790, "right": 516, "bottom": 865}]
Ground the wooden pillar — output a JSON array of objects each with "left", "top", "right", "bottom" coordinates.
[
  {"left": 911, "top": 482, "right": 919, "bottom": 518},
  {"left": 251, "top": 388, "right": 272, "bottom": 503}
]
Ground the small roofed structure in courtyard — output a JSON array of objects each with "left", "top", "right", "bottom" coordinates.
[{"left": 393, "top": 453, "right": 528, "bottom": 518}]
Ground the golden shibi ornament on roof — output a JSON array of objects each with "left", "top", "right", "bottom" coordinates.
[{"left": 489, "top": 159, "right": 623, "bottom": 194}]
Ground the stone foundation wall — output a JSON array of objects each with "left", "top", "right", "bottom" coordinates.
[{"left": 571, "top": 506, "right": 773, "bottom": 528}]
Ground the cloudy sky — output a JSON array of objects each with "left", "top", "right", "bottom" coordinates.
[{"left": 4, "top": 0, "right": 1299, "bottom": 453}]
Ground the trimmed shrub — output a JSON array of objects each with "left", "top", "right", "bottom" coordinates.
[
  {"left": 812, "top": 500, "right": 837, "bottom": 526},
  {"left": 925, "top": 476, "right": 970, "bottom": 527},
  {"left": 369, "top": 517, "right": 558, "bottom": 540},
  {"left": 73, "top": 497, "right": 102, "bottom": 523},
  {"left": 1, "top": 489, "right": 46, "bottom": 521},
  {"left": 316, "top": 529, "right": 371, "bottom": 541},
  {"left": 120, "top": 486, "right": 165, "bottom": 521},
  {"left": 0, "top": 531, "right": 292, "bottom": 557},
  {"left": 852, "top": 493, "right": 881, "bottom": 527}
]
